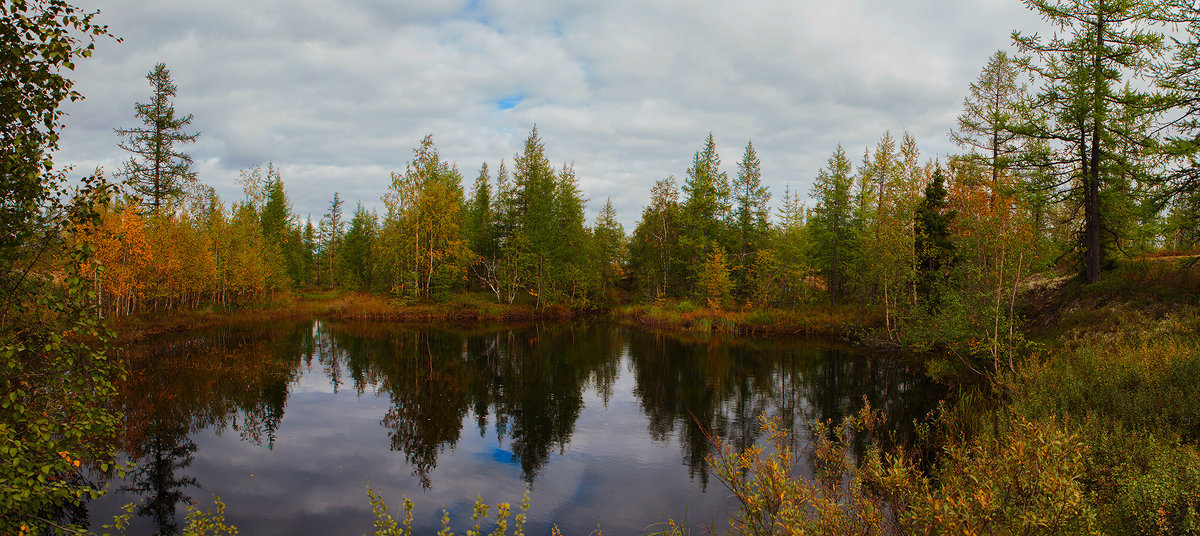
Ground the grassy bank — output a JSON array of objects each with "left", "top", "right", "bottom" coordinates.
[
  {"left": 663, "top": 261, "right": 1200, "bottom": 535},
  {"left": 106, "top": 289, "right": 575, "bottom": 341},
  {"left": 612, "top": 300, "right": 879, "bottom": 339}
]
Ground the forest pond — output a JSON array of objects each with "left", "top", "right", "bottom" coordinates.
[{"left": 90, "top": 319, "right": 943, "bottom": 535}]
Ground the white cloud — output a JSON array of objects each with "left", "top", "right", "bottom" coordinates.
[{"left": 58, "top": 0, "right": 1048, "bottom": 227}]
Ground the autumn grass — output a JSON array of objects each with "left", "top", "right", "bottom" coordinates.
[
  {"left": 108, "top": 289, "right": 576, "bottom": 340},
  {"left": 612, "top": 300, "right": 878, "bottom": 339}
]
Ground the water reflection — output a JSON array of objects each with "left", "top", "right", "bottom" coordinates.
[{"left": 102, "top": 319, "right": 941, "bottom": 534}]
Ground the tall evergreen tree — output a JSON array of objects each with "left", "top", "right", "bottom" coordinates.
[
  {"left": 914, "top": 167, "right": 957, "bottom": 305},
  {"left": 680, "top": 133, "right": 730, "bottom": 294},
  {"left": 319, "top": 192, "right": 344, "bottom": 285},
  {"left": 341, "top": 203, "right": 377, "bottom": 290},
  {"left": 808, "top": 146, "right": 857, "bottom": 306},
  {"left": 1013, "top": 0, "right": 1170, "bottom": 282},
  {"left": 731, "top": 140, "right": 771, "bottom": 298},
  {"left": 552, "top": 163, "right": 592, "bottom": 304},
  {"left": 952, "top": 50, "right": 1029, "bottom": 191},
  {"left": 115, "top": 63, "right": 199, "bottom": 212},
  {"left": 466, "top": 162, "right": 494, "bottom": 257},
  {"left": 592, "top": 198, "right": 626, "bottom": 297},
  {"left": 510, "top": 128, "right": 561, "bottom": 307}
]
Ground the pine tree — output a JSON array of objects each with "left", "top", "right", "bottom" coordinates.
[
  {"left": 552, "top": 163, "right": 591, "bottom": 305},
  {"left": 319, "top": 192, "right": 344, "bottom": 285},
  {"left": 510, "top": 128, "right": 560, "bottom": 307},
  {"left": 592, "top": 197, "right": 626, "bottom": 297},
  {"left": 341, "top": 203, "right": 377, "bottom": 290},
  {"left": 1013, "top": 0, "right": 1170, "bottom": 282},
  {"left": 115, "top": 63, "right": 200, "bottom": 212}
]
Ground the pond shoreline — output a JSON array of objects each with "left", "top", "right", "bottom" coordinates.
[{"left": 107, "top": 291, "right": 882, "bottom": 345}]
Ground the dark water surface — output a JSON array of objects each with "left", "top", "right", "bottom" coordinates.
[{"left": 91, "top": 319, "right": 942, "bottom": 535}]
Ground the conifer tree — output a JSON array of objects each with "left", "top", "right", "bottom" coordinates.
[
  {"left": 341, "top": 203, "right": 377, "bottom": 290},
  {"left": 731, "top": 140, "right": 771, "bottom": 299},
  {"left": 319, "top": 192, "right": 344, "bottom": 285},
  {"left": 680, "top": 133, "right": 730, "bottom": 295},
  {"left": 552, "top": 163, "right": 591, "bottom": 305},
  {"left": 116, "top": 63, "right": 199, "bottom": 212},
  {"left": 808, "top": 146, "right": 857, "bottom": 306},
  {"left": 914, "top": 167, "right": 957, "bottom": 306},
  {"left": 952, "top": 50, "right": 1029, "bottom": 191},
  {"left": 592, "top": 197, "right": 626, "bottom": 297},
  {"left": 1013, "top": 0, "right": 1170, "bottom": 282}
]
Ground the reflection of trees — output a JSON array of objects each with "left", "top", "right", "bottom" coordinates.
[
  {"left": 625, "top": 330, "right": 942, "bottom": 486},
  {"left": 120, "top": 420, "right": 198, "bottom": 535},
  {"left": 118, "top": 322, "right": 306, "bottom": 451},
  {"left": 110, "top": 322, "right": 309, "bottom": 531},
  {"left": 113, "top": 317, "right": 943, "bottom": 511},
  {"left": 321, "top": 320, "right": 624, "bottom": 485},
  {"left": 377, "top": 331, "right": 470, "bottom": 489}
]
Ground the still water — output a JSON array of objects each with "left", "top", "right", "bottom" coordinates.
[{"left": 91, "top": 319, "right": 942, "bottom": 535}]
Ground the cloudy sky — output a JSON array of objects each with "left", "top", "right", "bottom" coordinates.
[{"left": 58, "top": 0, "right": 1049, "bottom": 228}]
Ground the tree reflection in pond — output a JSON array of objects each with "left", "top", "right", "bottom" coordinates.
[{"left": 101, "top": 319, "right": 941, "bottom": 534}]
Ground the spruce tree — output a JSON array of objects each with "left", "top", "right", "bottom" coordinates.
[
  {"left": 116, "top": 63, "right": 200, "bottom": 212},
  {"left": 914, "top": 167, "right": 957, "bottom": 306},
  {"left": 680, "top": 133, "right": 730, "bottom": 294},
  {"left": 731, "top": 140, "right": 770, "bottom": 298},
  {"left": 319, "top": 192, "right": 344, "bottom": 285},
  {"left": 808, "top": 146, "right": 856, "bottom": 306}
]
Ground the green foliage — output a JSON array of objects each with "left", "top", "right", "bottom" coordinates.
[
  {"left": 913, "top": 167, "right": 956, "bottom": 305},
  {"left": 591, "top": 197, "right": 626, "bottom": 301},
  {"left": 378, "top": 135, "right": 472, "bottom": 302},
  {"left": 696, "top": 246, "right": 732, "bottom": 310},
  {"left": 1, "top": 184, "right": 127, "bottom": 534},
  {"left": 879, "top": 416, "right": 1100, "bottom": 535},
  {"left": 368, "top": 485, "right": 530, "bottom": 536},
  {"left": 629, "top": 177, "right": 683, "bottom": 299},
  {"left": 1012, "top": 0, "right": 1171, "bottom": 283},
  {"left": 0, "top": 0, "right": 113, "bottom": 264},
  {"left": 341, "top": 203, "right": 378, "bottom": 291},
  {"left": 0, "top": 2, "right": 125, "bottom": 532},
  {"left": 807, "top": 146, "right": 857, "bottom": 307},
  {"left": 679, "top": 134, "right": 731, "bottom": 293},
  {"left": 1012, "top": 336, "right": 1200, "bottom": 444},
  {"left": 104, "top": 496, "right": 238, "bottom": 536},
  {"left": 730, "top": 141, "right": 770, "bottom": 299}
]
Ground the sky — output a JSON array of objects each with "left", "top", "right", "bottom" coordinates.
[{"left": 57, "top": 0, "right": 1050, "bottom": 229}]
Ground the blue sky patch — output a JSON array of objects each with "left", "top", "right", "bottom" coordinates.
[
  {"left": 496, "top": 93, "right": 524, "bottom": 111},
  {"left": 489, "top": 447, "right": 518, "bottom": 465}
]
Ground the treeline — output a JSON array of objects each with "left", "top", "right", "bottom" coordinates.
[
  {"left": 80, "top": 164, "right": 314, "bottom": 313},
  {"left": 78, "top": 127, "right": 629, "bottom": 314},
  {"left": 80, "top": 0, "right": 1200, "bottom": 344}
]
